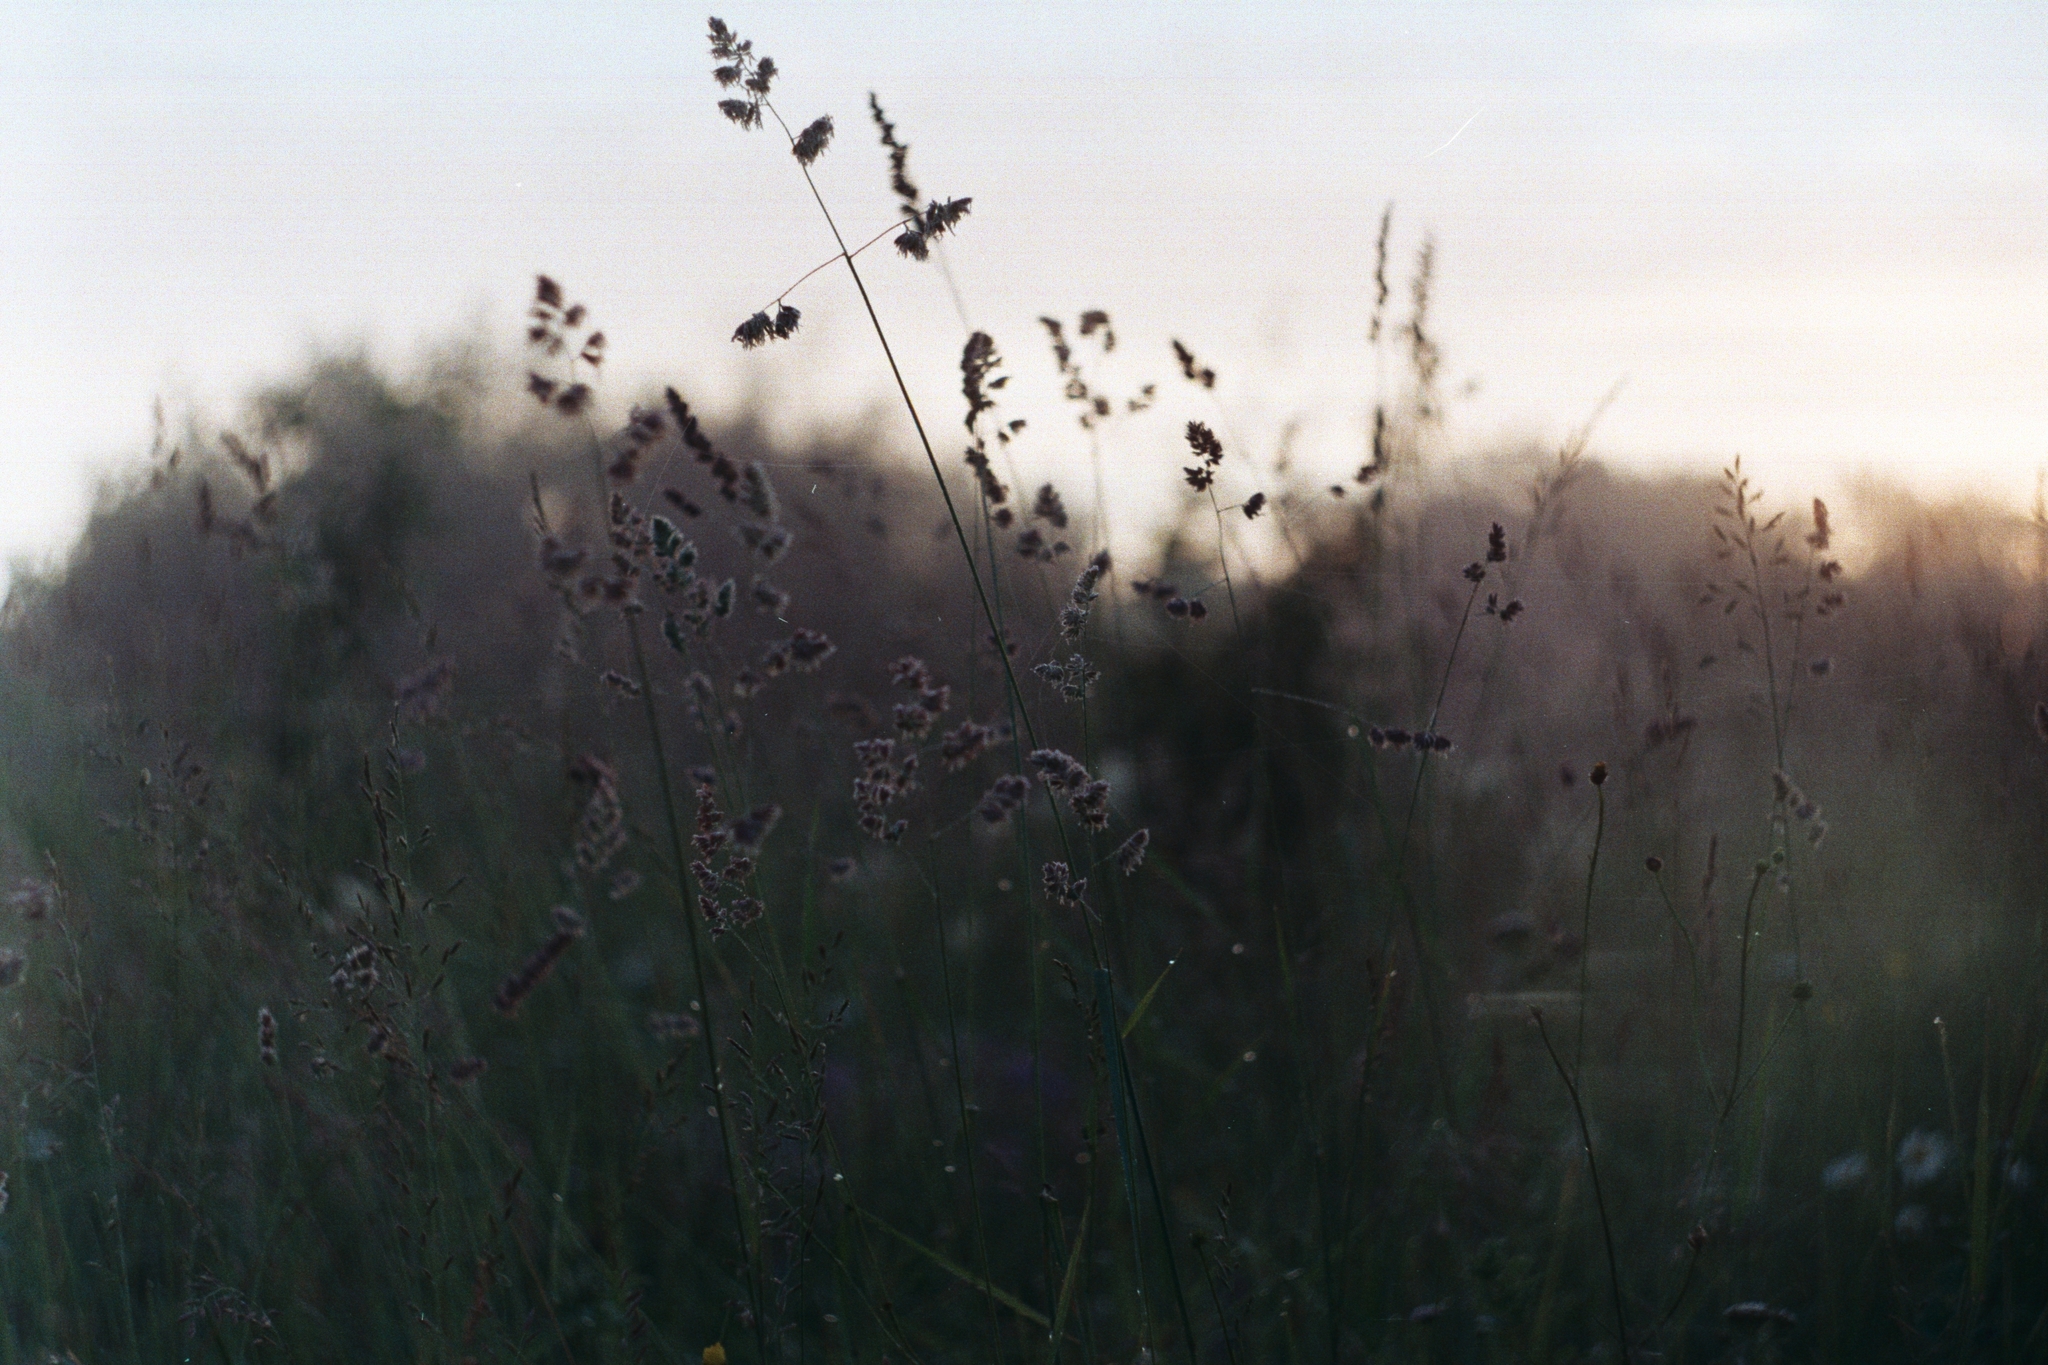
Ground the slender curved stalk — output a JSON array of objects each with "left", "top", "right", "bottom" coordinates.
[
  {"left": 1723, "top": 864, "right": 1769, "bottom": 1125},
  {"left": 766, "top": 110, "right": 1041, "bottom": 755},
  {"left": 1371, "top": 574, "right": 1485, "bottom": 1120},
  {"left": 1095, "top": 967, "right": 1153, "bottom": 1357},
  {"left": 1531, "top": 1008, "right": 1632, "bottom": 1365},
  {"left": 1119, "top": 1044, "right": 1202, "bottom": 1365},
  {"left": 1689, "top": 863, "right": 1774, "bottom": 1235},
  {"left": 552, "top": 386, "right": 765, "bottom": 1348},
  {"left": 929, "top": 879, "right": 1006, "bottom": 1365},
  {"left": 622, "top": 613, "right": 766, "bottom": 1356},
  {"left": 1191, "top": 1234, "right": 1244, "bottom": 1365},
  {"left": 1206, "top": 488, "right": 1242, "bottom": 636},
  {"left": 1651, "top": 864, "right": 1721, "bottom": 1110},
  {"left": 1573, "top": 778, "right": 1607, "bottom": 1083}
]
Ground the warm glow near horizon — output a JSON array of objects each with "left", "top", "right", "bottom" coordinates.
[{"left": 6, "top": 1, "right": 2044, "bottom": 573}]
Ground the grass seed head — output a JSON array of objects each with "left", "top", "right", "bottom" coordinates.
[
  {"left": 976, "top": 774, "right": 1032, "bottom": 825},
  {"left": 868, "top": 93, "right": 921, "bottom": 211},
  {"left": 1042, "top": 861, "right": 1087, "bottom": 907},
  {"left": 492, "top": 917, "right": 585, "bottom": 1018},
  {"left": 791, "top": 114, "right": 835, "bottom": 165},
  {"left": 729, "top": 804, "right": 782, "bottom": 850},
  {"left": 1172, "top": 339, "right": 1217, "bottom": 388}
]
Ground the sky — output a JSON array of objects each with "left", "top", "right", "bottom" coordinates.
[{"left": 5, "top": 2, "right": 2045, "bottom": 570}]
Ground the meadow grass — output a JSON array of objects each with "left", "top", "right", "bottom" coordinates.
[{"left": 1, "top": 16, "right": 2047, "bottom": 1364}]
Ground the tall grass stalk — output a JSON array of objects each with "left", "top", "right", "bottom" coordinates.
[
  {"left": 748, "top": 102, "right": 1049, "bottom": 778},
  {"left": 927, "top": 878, "right": 1006, "bottom": 1365},
  {"left": 1206, "top": 487, "right": 1243, "bottom": 636},
  {"left": 1572, "top": 770, "right": 1607, "bottom": 1082},
  {"left": 1531, "top": 1007, "right": 1631, "bottom": 1365},
  {"left": 1374, "top": 567, "right": 1487, "bottom": 1119},
  {"left": 550, "top": 383, "right": 769, "bottom": 1347},
  {"left": 1117, "top": 1054, "right": 1201, "bottom": 1365},
  {"left": 622, "top": 612, "right": 767, "bottom": 1352}
]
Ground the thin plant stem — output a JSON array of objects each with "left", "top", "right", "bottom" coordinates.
[
  {"left": 1268, "top": 905, "right": 1340, "bottom": 1365},
  {"left": 1935, "top": 1015, "right": 1964, "bottom": 1153},
  {"left": 1649, "top": 1241, "right": 1706, "bottom": 1339},
  {"left": 1692, "top": 863, "right": 1774, "bottom": 1223},
  {"left": 756, "top": 101, "right": 1169, "bottom": 1363},
  {"left": 1207, "top": 488, "right": 1242, "bottom": 636},
  {"left": 1372, "top": 574, "right": 1485, "bottom": 1120},
  {"left": 554, "top": 388, "right": 766, "bottom": 1346},
  {"left": 1119, "top": 1043, "right": 1202, "bottom": 1365},
  {"left": 1723, "top": 864, "right": 1770, "bottom": 1126},
  {"left": 1095, "top": 966, "right": 1153, "bottom": 1357},
  {"left": 1652, "top": 865, "right": 1721, "bottom": 1110},
  {"left": 622, "top": 612, "right": 767, "bottom": 1355},
  {"left": 1573, "top": 779, "right": 1607, "bottom": 1083},
  {"left": 929, "top": 880, "right": 1007, "bottom": 1365},
  {"left": 1531, "top": 1008, "right": 1632, "bottom": 1365},
  {"left": 1192, "top": 1234, "right": 1244, "bottom": 1365},
  {"left": 747, "top": 213, "right": 922, "bottom": 313},
  {"left": 758, "top": 102, "right": 1102, "bottom": 994},
  {"left": 1724, "top": 997, "right": 1804, "bottom": 1112},
  {"left": 768, "top": 114, "right": 1037, "bottom": 743},
  {"left": 1744, "top": 528, "right": 1786, "bottom": 769},
  {"left": 979, "top": 497, "right": 1060, "bottom": 1289}
]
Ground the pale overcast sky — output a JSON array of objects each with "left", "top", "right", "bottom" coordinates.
[{"left": 5, "top": 2, "right": 2045, "bottom": 567}]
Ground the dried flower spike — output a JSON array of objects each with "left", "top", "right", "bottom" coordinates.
[
  {"left": 733, "top": 304, "right": 801, "bottom": 349},
  {"left": 493, "top": 912, "right": 586, "bottom": 1017},
  {"left": 1172, "top": 339, "right": 1217, "bottom": 388},
  {"left": 708, "top": 18, "right": 770, "bottom": 128},
  {"left": 1806, "top": 497, "right": 1831, "bottom": 550},
  {"left": 868, "top": 93, "right": 921, "bottom": 211},
  {"left": 792, "top": 115, "right": 834, "bottom": 166},
  {"left": 1058, "top": 551, "right": 1111, "bottom": 641},
  {"left": 729, "top": 804, "right": 782, "bottom": 849},
  {"left": 975, "top": 773, "right": 1031, "bottom": 825},
  {"left": 1042, "top": 861, "right": 1088, "bottom": 907},
  {"left": 895, "top": 197, "right": 973, "bottom": 261}
]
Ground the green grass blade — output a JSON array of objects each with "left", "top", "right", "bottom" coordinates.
[
  {"left": 855, "top": 1207, "right": 1050, "bottom": 1329},
  {"left": 1969, "top": 1072, "right": 1992, "bottom": 1306},
  {"left": 1048, "top": 1196, "right": 1092, "bottom": 1364},
  {"left": 1121, "top": 960, "right": 1176, "bottom": 1040}
]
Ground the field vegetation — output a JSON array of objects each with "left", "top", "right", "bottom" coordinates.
[{"left": 3, "top": 17, "right": 2047, "bottom": 1363}]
